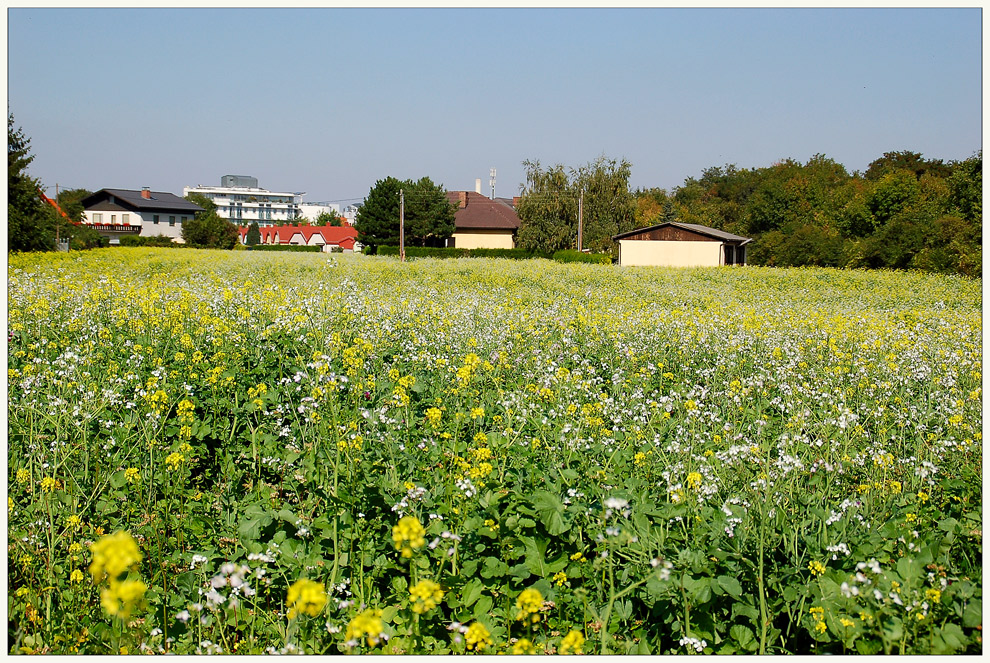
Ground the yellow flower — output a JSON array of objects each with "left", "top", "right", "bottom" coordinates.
[
  {"left": 515, "top": 587, "right": 543, "bottom": 624},
  {"left": 16, "top": 468, "right": 30, "bottom": 484},
  {"left": 89, "top": 531, "right": 142, "bottom": 583},
  {"left": 464, "top": 621, "right": 493, "bottom": 651},
  {"left": 553, "top": 571, "right": 568, "bottom": 587},
  {"left": 808, "top": 560, "right": 826, "bottom": 577},
  {"left": 70, "top": 569, "right": 85, "bottom": 583},
  {"left": 165, "top": 452, "right": 185, "bottom": 471},
  {"left": 409, "top": 579, "right": 444, "bottom": 614},
  {"left": 633, "top": 451, "right": 646, "bottom": 466},
  {"left": 686, "top": 472, "right": 703, "bottom": 490},
  {"left": 66, "top": 514, "right": 83, "bottom": 529},
  {"left": 470, "top": 406, "right": 485, "bottom": 419},
  {"left": 814, "top": 620, "right": 827, "bottom": 634},
  {"left": 392, "top": 516, "right": 426, "bottom": 558},
  {"left": 40, "top": 477, "right": 57, "bottom": 493},
  {"left": 888, "top": 480, "right": 902, "bottom": 494},
  {"left": 286, "top": 578, "right": 327, "bottom": 618},
  {"left": 512, "top": 638, "right": 537, "bottom": 655},
  {"left": 925, "top": 588, "right": 941, "bottom": 604},
  {"left": 917, "top": 491, "right": 930, "bottom": 504},
  {"left": 345, "top": 608, "right": 385, "bottom": 647},
  {"left": 559, "top": 630, "right": 586, "bottom": 655},
  {"left": 100, "top": 579, "right": 147, "bottom": 619},
  {"left": 425, "top": 407, "right": 442, "bottom": 426},
  {"left": 124, "top": 467, "right": 140, "bottom": 483}
]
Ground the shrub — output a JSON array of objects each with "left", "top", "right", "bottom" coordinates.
[
  {"left": 247, "top": 244, "right": 323, "bottom": 253},
  {"left": 378, "top": 246, "right": 470, "bottom": 259},
  {"left": 552, "top": 249, "right": 612, "bottom": 264},
  {"left": 118, "top": 235, "right": 177, "bottom": 247}
]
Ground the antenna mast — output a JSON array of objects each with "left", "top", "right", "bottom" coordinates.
[{"left": 489, "top": 168, "right": 496, "bottom": 200}]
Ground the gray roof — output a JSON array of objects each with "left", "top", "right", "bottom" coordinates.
[
  {"left": 82, "top": 188, "right": 204, "bottom": 214},
  {"left": 613, "top": 221, "right": 751, "bottom": 244}
]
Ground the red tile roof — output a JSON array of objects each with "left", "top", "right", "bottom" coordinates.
[
  {"left": 446, "top": 191, "right": 520, "bottom": 231},
  {"left": 239, "top": 224, "right": 357, "bottom": 249}
]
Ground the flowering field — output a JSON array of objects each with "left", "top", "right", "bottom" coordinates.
[{"left": 7, "top": 248, "right": 983, "bottom": 655}]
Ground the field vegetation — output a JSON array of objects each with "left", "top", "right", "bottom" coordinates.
[{"left": 7, "top": 249, "right": 982, "bottom": 654}]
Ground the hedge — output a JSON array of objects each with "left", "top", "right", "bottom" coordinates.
[
  {"left": 552, "top": 249, "right": 613, "bottom": 264},
  {"left": 118, "top": 235, "right": 177, "bottom": 247},
  {"left": 246, "top": 244, "right": 323, "bottom": 253},
  {"left": 376, "top": 246, "right": 554, "bottom": 261}
]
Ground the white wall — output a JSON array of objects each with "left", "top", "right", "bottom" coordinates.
[{"left": 618, "top": 240, "right": 722, "bottom": 267}]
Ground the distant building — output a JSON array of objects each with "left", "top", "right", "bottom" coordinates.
[
  {"left": 445, "top": 183, "right": 520, "bottom": 249},
  {"left": 184, "top": 176, "right": 303, "bottom": 226},
  {"left": 80, "top": 187, "right": 203, "bottom": 244},
  {"left": 612, "top": 222, "right": 752, "bottom": 267},
  {"left": 239, "top": 224, "right": 358, "bottom": 252},
  {"left": 298, "top": 202, "right": 343, "bottom": 224}
]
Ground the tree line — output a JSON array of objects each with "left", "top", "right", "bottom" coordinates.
[{"left": 9, "top": 109, "right": 981, "bottom": 274}]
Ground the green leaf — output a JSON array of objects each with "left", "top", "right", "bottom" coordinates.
[
  {"left": 480, "top": 557, "right": 507, "bottom": 579},
  {"left": 729, "top": 625, "right": 758, "bottom": 652},
  {"left": 531, "top": 490, "right": 570, "bottom": 535},
  {"left": 472, "top": 596, "right": 493, "bottom": 621},
  {"left": 460, "top": 579, "right": 484, "bottom": 608},
  {"left": 717, "top": 575, "right": 743, "bottom": 598},
  {"left": 963, "top": 600, "right": 981, "bottom": 628}
]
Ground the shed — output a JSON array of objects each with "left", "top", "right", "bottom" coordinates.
[{"left": 612, "top": 222, "right": 752, "bottom": 267}]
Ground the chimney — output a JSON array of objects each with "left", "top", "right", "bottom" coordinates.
[
  {"left": 475, "top": 179, "right": 482, "bottom": 194},
  {"left": 141, "top": 187, "right": 151, "bottom": 199},
  {"left": 512, "top": 196, "right": 521, "bottom": 208},
  {"left": 458, "top": 191, "right": 467, "bottom": 208}
]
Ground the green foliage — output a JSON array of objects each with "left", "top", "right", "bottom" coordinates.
[
  {"left": 515, "top": 161, "right": 578, "bottom": 254},
  {"left": 247, "top": 244, "right": 322, "bottom": 252},
  {"left": 669, "top": 150, "right": 980, "bottom": 275},
  {"left": 551, "top": 249, "right": 612, "bottom": 264},
  {"left": 356, "top": 177, "right": 455, "bottom": 249},
  {"left": 315, "top": 210, "right": 344, "bottom": 227},
  {"left": 181, "top": 212, "right": 238, "bottom": 249},
  {"left": 516, "top": 157, "right": 635, "bottom": 255},
  {"left": 118, "top": 235, "right": 177, "bottom": 248},
  {"left": 378, "top": 245, "right": 469, "bottom": 259},
  {"left": 246, "top": 222, "right": 261, "bottom": 246},
  {"left": 65, "top": 223, "right": 108, "bottom": 250},
  {"left": 8, "top": 112, "right": 54, "bottom": 252},
  {"left": 183, "top": 192, "right": 217, "bottom": 215}
]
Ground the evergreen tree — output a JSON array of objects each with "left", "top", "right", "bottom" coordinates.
[
  {"left": 8, "top": 112, "right": 54, "bottom": 252},
  {"left": 403, "top": 176, "right": 456, "bottom": 247},
  {"left": 246, "top": 222, "right": 261, "bottom": 246},
  {"left": 355, "top": 176, "right": 403, "bottom": 250}
]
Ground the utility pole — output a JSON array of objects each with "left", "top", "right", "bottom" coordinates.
[
  {"left": 577, "top": 189, "right": 583, "bottom": 252},
  {"left": 55, "top": 183, "right": 60, "bottom": 249},
  {"left": 399, "top": 189, "right": 405, "bottom": 262}
]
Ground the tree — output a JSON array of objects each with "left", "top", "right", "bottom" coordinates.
[
  {"left": 355, "top": 176, "right": 455, "bottom": 249},
  {"left": 572, "top": 156, "right": 636, "bottom": 253},
  {"left": 315, "top": 210, "right": 344, "bottom": 227},
  {"left": 181, "top": 210, "right": 238, "bottom": 249},
  {"left": 8, "top": 112, "right": 54, "bottom": 252},
  {"left": 184, "top": 192, "right": 217, "bottom": 215},
  {"left": 515, "top": 160, "right": 577, "bottom": 254},
  {"left": 246, "top": 222, "right": 261, "bottom": 246},
  {"left": 403, "top": 177, "right": 456, "bottom": 247},
  {"left": 355, "top": 177, "right": 403, "bottom": 250}
]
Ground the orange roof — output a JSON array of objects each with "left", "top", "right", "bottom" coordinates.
[{"left": 239, "top": 224, "right": 357, "bottom": 248}]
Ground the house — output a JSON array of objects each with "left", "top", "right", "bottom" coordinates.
[
  {"left": 612, "top": 222, "right": 752, "bottom": 267},
  {"left": 81, "top": 188, "right": 203, "bottom": 244},
  {"left": 238, "top": 224, "right": 358, "bottom": 252},
  {"left": 184, "top": 176, "right": 304, "bottom": 226},
  {"left": 445, "top": 189, "right": 520, "bottom": 249}
]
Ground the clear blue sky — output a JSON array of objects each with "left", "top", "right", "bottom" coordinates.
[{"left": 7, "top": 7, "right": 982, "bottom": 204}]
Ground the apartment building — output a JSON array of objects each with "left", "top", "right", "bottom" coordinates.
[{"left": 183, "top": 175, "right": 303, "bottom": 226}]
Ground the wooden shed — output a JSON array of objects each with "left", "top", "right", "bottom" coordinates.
[{"left": 612, "top": 222, "right": 752, "bottom": 267}]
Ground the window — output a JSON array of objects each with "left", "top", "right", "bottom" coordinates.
[
  {"left": 122, "top": 214, "right": 129, "bottom": 224},
  {"left": 153, "top": 215, "right": 159, "bottom": 224},
  {"left": 111, "top": 214, "right": 117, "bottom": 223},
  {"left": 93, "top": 213, "right": 103, "bottom": 223},
  {"left": 169, "top": 216, "right": 176, "bottom": 226}
]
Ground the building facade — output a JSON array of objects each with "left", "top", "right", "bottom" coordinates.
[
  {"left": 80, "top": 188, "right": 203, "bottom": 244},
  {"left": 184, "top": 176, "right": 303, "bottom": 226},
  {"left": 612, "top": 222, "right": 752, "bottom": 267},
  {"left": 445, "top": 189, "right": 520, "bottom": 249}
]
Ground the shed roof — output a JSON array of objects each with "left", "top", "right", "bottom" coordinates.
[
  {"left": 446, "top": 191, "right": 520, "bottom": 231},
  {"left": 613, "top": 221, "right": 751, "bottom": 244}
]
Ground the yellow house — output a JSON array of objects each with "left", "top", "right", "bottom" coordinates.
[
  {"left": 613, "top": 222, "right": 752, "bottom": 267},
  {"left": 445, "top": 191, "right": 519, "bottom": 249}
]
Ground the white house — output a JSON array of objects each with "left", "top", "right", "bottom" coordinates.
[
  {"left": 80, "top": 188, "right": 203, "bottom": 244},
  {"left": 184, "top": 176, "right": 303, "bottom": 226},
  {"left": 612, "top": 222, "right": 752, "bottom": 267},
  {"left": 298, "top": 202, "right": 343, "bottom": 225}
]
